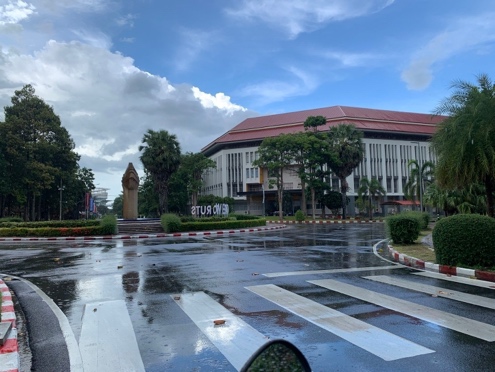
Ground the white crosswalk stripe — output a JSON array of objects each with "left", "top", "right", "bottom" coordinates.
[
  {"left": 309, "top": 278, "right": 495, "bottom": 342},
  {"left": 363, "top": 275, "right": 495, "bottom": 310},
  {"left": 414, "top": 271, "right": 495, "bottom": 289},
  {"left": 246, "top": 284, "right": 434, "bottom": 361}
]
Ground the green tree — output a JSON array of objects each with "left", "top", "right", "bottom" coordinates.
[
  {"left": 433, "top": 74, "right": 495, "bottom": 217},
  {"left": 403, "top": 159, "right": 435, "bottom": 210},
  {"left": 290, "top": 131, "right": 330, "bottom": 218},
  {"left": 138, "top": 175, "right": 160, "bottom": 217},
  {"left": 139, "top": 129, "right": 181, "bottom": 215},
  {"left": 1, "top": 84, "right": 79, "bottom": 220},
  {"left": 179, "top": 152, "right": 216, "bottom": 207},
  {"left": 357, "top": 177, "right": 386, "bottom": 219},
  {"left": 112, "top": 194, "right": 123, "bottom": 218},
  {"left": 326, "top": 124, "right": 364, "bottom": 219},
  {"left": 303, "top": 115, "right": 327, "bottom": 133},
  {"left": 253, "top": 134, "right": 295, "bottom": 221}
]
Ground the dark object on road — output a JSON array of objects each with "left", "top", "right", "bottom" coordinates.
[{"left": 241, "top": 339, "right": 311, "bottom": 372}]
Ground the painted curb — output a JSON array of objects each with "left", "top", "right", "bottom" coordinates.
[
  {"left": 0, "top": 279, "right": 18, "bottom": 372},
  {"left": 271, "top": 219, "right": 384, "bottom": 224},
  {"left": 0, "top": 224, "right": 287, "bottom": 243},
  {"left": 387, "top": 245, "right": 495, "bottom": 283}
]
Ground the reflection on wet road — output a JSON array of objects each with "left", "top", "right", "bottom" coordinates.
[{"left": 0, "top": 223, "right": 494, "bottom": 371}]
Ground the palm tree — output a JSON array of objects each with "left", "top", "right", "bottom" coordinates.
[
  {"left": 403, "top": 159, "right": 435, "bottom": 210},
  {"left": 327, "top": 124, "right": 364, "bottom": 219},
  {"left": 433, "top": 74, "right": 495, "bottom": 217},
  {"left": 357, "top": 177, "right": 386, "bottom": 219},
  {"left": 139, "top": 129, "right": 181, "bottom": 215}
]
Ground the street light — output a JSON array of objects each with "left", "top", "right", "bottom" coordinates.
[
  {"left": 410, "top": 141, "right": 422, "bottom": 212},
  {"left": 58, "top": 180, "right": 65, "bottom": 220}
]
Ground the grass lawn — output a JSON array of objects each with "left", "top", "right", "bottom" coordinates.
[{"left": 388, "top": 230, "right": 437, "bottom": 263}]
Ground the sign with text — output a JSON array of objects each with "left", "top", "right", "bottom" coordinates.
[{"left": 191, "top": 204, "right": 229, "bottom": 217}]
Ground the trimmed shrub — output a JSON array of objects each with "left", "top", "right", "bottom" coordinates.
[
  {"left": 295, "top": 210, "right": 305, "bottom": 222},
  {"left": 161, "top": 214, "right": 182, "bottom": 233},
  {"left": 401, "top": 211, "right": 429, "bottom": 230},
  {"left": 0, "top": 220, "right": 100, "bottom": 229},
  {"left": 180, "top": 219, "right": 266, "bottom": 232},
  {"left": 385, "top": 214, "right": 420, "bottom": 244},
  {"left": 98, "top": 215, "right": 117, "bottom": 235},
  {"left": 229, "top": 214, "right": 263, "bottom": 221},
  {"left": 433, "top": 214, "right": 495, "bottom": 267}
]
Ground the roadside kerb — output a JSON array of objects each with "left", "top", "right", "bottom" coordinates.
[
  {"left": 0, "top": 224, "right": 287, "bottom": 243},
  {"left": 270, "top": 219, "right": 384, "bottom": 224},
  {"left": 387, "top": 244, "right": 495, "bottom": 283},
  {"left": 0, "top": 278, "right": 18, "bottom": 372}
]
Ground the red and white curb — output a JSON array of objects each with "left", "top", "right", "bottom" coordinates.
[
  {"left": 0, "top": 279, "right": 18, "bottom": 372},
  {"left": 387, "top": 245, "right": 495, "bottom": 283},
  {"left": 0, "top": 224, "right": 287, "bottom": 243},
  {"left": 271, "top": 219, "right": 384, "bottom": 224}
]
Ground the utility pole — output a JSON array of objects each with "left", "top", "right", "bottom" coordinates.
[{"left": 58, "top": 180, "right": 65, "bottom": 220}]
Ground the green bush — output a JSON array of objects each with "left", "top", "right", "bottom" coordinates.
[
  {"left": 229, "top": 214, "right": 263, "bottom": 221},
  {"left": 161, "top": 214, "right": 182, "bottom": 233},
  {"left": 98, "top": 215, "right": 117, "bottom": 235},
  {"left": 180, "top": 219, "right": 266, "bottom": 232},
  {"left": 385, "top": 214, "right": 420, "bottom": 244},
  {"left": 401, "top": 211, "right": 429, "bottom": 230},
  {"left": 433, "top": 214, "right": 495, "bottom": 267},
  {"left": 295, "top": 210, "right": 305, "bottom": 221},
  {"left": 0, "top": 220, "right": 100, "bottom": 228}
]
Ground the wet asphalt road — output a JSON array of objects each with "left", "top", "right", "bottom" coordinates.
[{"left": 0, "top": 223, "right": 494, "bottom": 371}]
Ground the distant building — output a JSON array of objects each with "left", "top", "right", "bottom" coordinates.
[{"left": 200, "top": 105, "right": 445, "bottom": 216}]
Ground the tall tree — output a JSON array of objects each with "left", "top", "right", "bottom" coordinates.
[
  {"left": 403, "top": 159, "right": 435, "bottom": 210},
  {"left": 1, "top": 84, "right": 79, "bottom": 220},
  {"left": 179, "top": 152, "right": 216, "bottom": 207},
  {"left": 433, "top": 74, "right": 495, "bottom": 217},
  {"left": 253, "top": 134, "right": 295, "bottom": 221},
  {"left": 326, "top": 124, "right": 364, "bottom": 219},
  {"left": 303, "top": 115, "right": 327, "bottom": 133},
  {"left": 357, "top": 177, "right": 386, "bottom": 219},
  {"left": 290, "top": 132, "right": 330, "bottom": 218},
  {"left": 139, "top": 129, "right": 181, "bottom": 215}
]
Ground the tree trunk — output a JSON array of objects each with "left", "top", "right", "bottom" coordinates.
[
  {"left": 278, "top": 170, "right": 284, "bottom": 221},
  {"left": 485, "top": 177, "right": 495, "bottom": 218},
  {"left": 311, "top": 188, "right": 316, "bottom": 220},
  {"left": 300, "top": 179, "right": 307, "bottom": 216},
  {"left": 341, "top": 178, "right": 348, "bottom": 219}
]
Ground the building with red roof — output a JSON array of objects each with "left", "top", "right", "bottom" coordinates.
[{"left": 200, "top": 105, "right": 445, "bottom": 216}]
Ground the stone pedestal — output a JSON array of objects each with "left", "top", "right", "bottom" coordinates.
[{"left": 122, "top": 163, "right": 139, "bottom": 219}]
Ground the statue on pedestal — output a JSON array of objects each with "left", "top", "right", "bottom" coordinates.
[{"left": 122, "top": 163, "right": 139, "bottom": 219}]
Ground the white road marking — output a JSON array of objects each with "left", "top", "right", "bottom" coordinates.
[
  {"left": 363, "top": 275, "right": 495, "bottom": 310},
  {"left": 172, "top": 292, "right": 268, "bottom": 371},
  {"left": 246, "top": 284, "right": 434, "bottom": 361},
  {"left": 414, "top": 271, "right": 495, "bottom": 289},
  {"left": 263, "top": 265, "right": 401, "bottom": 278},
  {"left": 310, "top": 279, "right": 495, "bottom": 342},
  {"left": 79, "top": 300, "right": 145, "bottom": 372}
]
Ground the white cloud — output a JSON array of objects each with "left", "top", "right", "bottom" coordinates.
[
  {"left": 174, "top": 28, "right": 217, "bottom": 72},
  {"left": 0, "top": 40, "right": 255, "bottom": 200},
  {"left": 116, "top": 13, "right": 136, "bottom": 27},
  {"left": 239, "top": 66, "right": 318, "bottom": 105},
  {"left": 402, "top": 13, "right": 495, "bottom": 90},
  {"left": 0, "top": 0, "right": 36, "bottom": 26},
  {"left": 320, "top": 50, "right": 383, "bottom": 68},
  {"left": 226, "top": 0, "right": 394, "bottom": 38}
]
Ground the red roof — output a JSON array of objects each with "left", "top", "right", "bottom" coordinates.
[
  {"left": 380, "top": 200, "right": 420, "bottom": 206},
  {"left": 202, "top": 105, "right": 447, "bottom": 153}
]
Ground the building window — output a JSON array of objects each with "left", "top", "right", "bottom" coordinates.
[
  {"left": 251, "top": 168, "right": 254, "bottom": 178},
  {"left": 246, "top": 168, "right": 250, "bottom": 178},
  {"left": 255, "top": 168, "right": 259, "bottom": 178},
  {"left": 246, "top": 152, "right": 249, "bottom": 164},
  {"left": 250, "top": 152, "right": 253, "bottom": 163}
]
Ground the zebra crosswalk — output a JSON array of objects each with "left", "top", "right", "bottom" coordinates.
[{"left": 172, "top": 270, "right": 495, "bottom": 369}]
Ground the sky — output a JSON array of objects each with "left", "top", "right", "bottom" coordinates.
[{"left": 1, "top": 0, "right": 495, "bottom": 202}]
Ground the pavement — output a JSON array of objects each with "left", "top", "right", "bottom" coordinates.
[{"left": 1, "top": 220, "right": 494, "bottom": 371}]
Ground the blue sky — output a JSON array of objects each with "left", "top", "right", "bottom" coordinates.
[{"left": 1, "top": 0, "right": 495, "bottom": 201}]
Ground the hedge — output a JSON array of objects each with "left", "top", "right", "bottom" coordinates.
[
  {"left": 161, "top": 214, "right": 182, "bottom": 233},
  {"left": 180, "top": 219, "right": 266, "bottom": 232},
  {"left": 0, "top": 215, "right": 116, "bottom": 237},
  {"left": 432, "top": 214, "right": 495, "bottom": 267},
  {"left": 385, "top": 214, "right": 420, "bottom": 244},
  {"left": 0, "top": 220, "right": 100, "bottom": 229}
]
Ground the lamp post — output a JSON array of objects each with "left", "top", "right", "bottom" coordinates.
[
  {"left": 58, "top": 180, "right": 65, "bottom": 220},
  {"left": 411, "top": 142, "right": 423, "bottom": 212}
]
